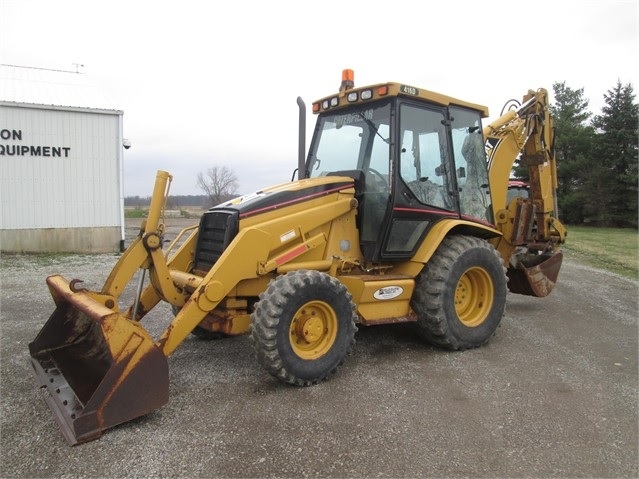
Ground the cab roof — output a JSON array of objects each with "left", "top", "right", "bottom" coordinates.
[{"left": 313, "top": 80, "right": 489, "bottom": 118}]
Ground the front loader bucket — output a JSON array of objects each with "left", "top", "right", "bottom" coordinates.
[
  {"left": 507, "top": 251, "right": 563, "bottom": 297},
  {"left": 29, "top": 275, "right": 169, "bottom": 445}
]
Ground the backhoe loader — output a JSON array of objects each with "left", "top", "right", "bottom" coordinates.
[{"left": 29, "top": 69, "right": 567, "bottom": 445}]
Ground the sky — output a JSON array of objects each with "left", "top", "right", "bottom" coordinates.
[{"left": 1, "top": 0, "right": 638, "bottom": 197}]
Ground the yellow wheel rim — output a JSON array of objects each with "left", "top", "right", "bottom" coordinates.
[
  {"left": 455, "top": 266, "right": 494, "bottom": 327},
  {"left": 289, "top": 300, "right": 338, "bottom": 360}
]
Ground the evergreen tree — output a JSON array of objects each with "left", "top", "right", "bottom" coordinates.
[
  {"left": 591, "top": 81, "right": 639, "bottom": 227},
  {"left": 549, "top": 82, "right": 596, "bottom": 224}
]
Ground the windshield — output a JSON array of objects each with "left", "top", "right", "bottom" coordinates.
[
  {"left": 307, "top": 102, "right": 392, "bottom": 246},
  {"left": 307, "top": 102, "right": 391, "bottom": 180}
]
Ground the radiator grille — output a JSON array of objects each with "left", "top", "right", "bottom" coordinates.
[{"left": 193, "top": 210, "right": 239, "bottom": 272}]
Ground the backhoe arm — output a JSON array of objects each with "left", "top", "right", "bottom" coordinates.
[
  {"left": 484, "top": 89, "right": 566, "bottom": 253},
  {"left": 483, "top": 89, "right": 567, "bottom": 297}
]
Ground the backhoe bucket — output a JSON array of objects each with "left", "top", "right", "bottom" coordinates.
[
  {"left": 29, "top": 275, "right": 169, "bottom": 445},
  {"left": 507, "top": 251, "right": 563, "bottom": 297}
]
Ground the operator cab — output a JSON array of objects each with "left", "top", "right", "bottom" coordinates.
[{"left": 306, "top": 70, "right": 493, "bottom": 262}]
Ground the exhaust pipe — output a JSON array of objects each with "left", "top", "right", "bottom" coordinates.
[{"left": 297, "top": 96, "right": 306, "bottom": 180}]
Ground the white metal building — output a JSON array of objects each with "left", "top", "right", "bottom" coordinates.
[{"left": 0, "top": 65, "right": 125, "bottom": 253}]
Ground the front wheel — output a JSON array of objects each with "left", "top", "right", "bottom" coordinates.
[
  {"left": 250, "top": 270, "right": 358, "bottom": 386},
  {"left": 411, "top": 235, "right": 507, "bottom": 350}
]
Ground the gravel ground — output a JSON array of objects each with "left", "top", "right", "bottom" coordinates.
[{"left": 1, "top": 218, "right": 637, "bottom": 478}]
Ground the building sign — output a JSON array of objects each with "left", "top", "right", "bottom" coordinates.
[{"left": 0, "top": 129, "right": 71, "bottom": 157}]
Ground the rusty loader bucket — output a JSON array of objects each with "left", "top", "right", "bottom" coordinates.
[
  {"left": 29, "top": 275, "right": 169, "bottom": 445},
  {"left": 507, "top": 251, "right": 563, "bottom": 297}
]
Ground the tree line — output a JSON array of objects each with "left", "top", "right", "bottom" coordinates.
[
  {"left": 517, "top": 80, "right": 638, "bottom": 228},
  {"left": 124, "top": 195, "right": 210, "bottom": 209},
  {"left": 125, "top": 167, "right": 240, "bottom": 210}
]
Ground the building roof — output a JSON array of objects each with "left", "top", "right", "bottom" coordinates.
[{"left": 0, "top": 64, "right": 120, "bottom": 111}]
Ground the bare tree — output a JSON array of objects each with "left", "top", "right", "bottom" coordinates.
[{"left": 196, "top": 166, "right": 240, "bottom": 206}]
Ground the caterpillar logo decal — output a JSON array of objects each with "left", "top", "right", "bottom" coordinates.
[{"left": 373, "top": 286, "right": 404, "bottom": 300}]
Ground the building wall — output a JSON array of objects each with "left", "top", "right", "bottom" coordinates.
[
  {"left": 0, "top": 103, "right": 124, "bottom": 253},
  {"left": 1, "top": 226, "right": 121, "bottom": 253}
]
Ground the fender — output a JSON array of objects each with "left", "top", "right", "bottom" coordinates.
[{"left": 392, "top": 218, "right": 502, "bottom": 277}]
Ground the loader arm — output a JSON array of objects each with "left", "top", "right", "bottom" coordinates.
[
  {"left": 157, "top": 188, "right": 358, "bottom": 355},
  {"left": 76, "top": 170, "right": 185, "bottom": 313}
]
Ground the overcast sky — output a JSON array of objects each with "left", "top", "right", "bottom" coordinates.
[{"left": 1, "top": 0, "right": 637, "bottom": 197}]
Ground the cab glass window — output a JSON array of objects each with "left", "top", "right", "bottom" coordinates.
[
  {"left": 398, "top": 105, "right": 454, "bottom": 211},
  {"left": 450, "top": 106, "right": 492, "bottom": 221},
  {"left": 308, "top": 103, "right": 391, "bottom": 181}
]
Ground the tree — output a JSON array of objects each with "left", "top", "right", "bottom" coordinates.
[
  {"left": 590, "top": 81, "right": 639, "bottom": 227},
  {"left": 196, "top": 166, "right": 239, "bottom": 206},
  {"left": 550, "top": 81, "right": 596, "bottom": 224}
]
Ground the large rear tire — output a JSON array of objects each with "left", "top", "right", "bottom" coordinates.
[
  {"left": 250, "top": 270, "right": 358, "bottom": 386},
  {"left": 411, "top": 235, "right": 507, "bottom": 350}
]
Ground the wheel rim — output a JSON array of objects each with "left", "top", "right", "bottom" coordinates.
[
  {"left": 455, "top": 266, "right": 494, "bottom": 327},
  {"left": 289, "top": 300, "right": 338, "bottom": 360}
]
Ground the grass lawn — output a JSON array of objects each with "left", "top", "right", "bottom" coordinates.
[
  {"left": 562, "top": 226, "right": 638, "bottom": 279},
  {"left": 124, "top": 209, "right": 147, "bottom": 218}
]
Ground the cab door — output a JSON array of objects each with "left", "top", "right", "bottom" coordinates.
[
  {"left": 381, "top": 102, "right": 457, "bottom": 259},
  {"left": 381, "top": 102, "right": 492, "bottom": 260}
]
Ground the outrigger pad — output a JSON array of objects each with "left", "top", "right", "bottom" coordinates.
[
  {"left": 29, "top": 275, "right": 169, "bottom": 445},
  {"left": 507, "top": 252, "right": 563, "bottom": 297}
]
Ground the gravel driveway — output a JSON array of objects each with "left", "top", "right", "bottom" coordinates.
[{"left": 1, "top": 218, "right": 637, "bottom": 478}]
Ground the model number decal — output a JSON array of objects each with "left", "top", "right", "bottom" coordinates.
[
  {"left": 373, "top": 286, "right": 404, "bottom": 300},
  {"left": 400, "top": 85, "right": 419, "bottom": 96}
]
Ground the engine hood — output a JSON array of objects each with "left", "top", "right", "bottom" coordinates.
[{"left": 213, "top": 176, "right": 355, "bottom": 219}]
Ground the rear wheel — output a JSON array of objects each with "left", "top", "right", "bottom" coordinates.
[
  {"left": 411, "top": 235, "right": 507, "bottom": 350},
  {"left": 250, "top": 270, "right": 358, "bottom": 386}
]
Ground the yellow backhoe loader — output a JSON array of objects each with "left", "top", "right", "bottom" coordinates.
[{"left": 29, "top": 70, "right": 567, "bottom": 445}]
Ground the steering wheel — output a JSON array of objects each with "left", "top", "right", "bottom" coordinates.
[{"left": 365, "top": 168, "right": 389, "bottom": 193}]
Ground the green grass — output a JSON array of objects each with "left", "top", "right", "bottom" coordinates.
[
  {"left": 562, "top": 226, "right": 638, "bottom": 279},
  {"left": 125, "top": 209, "right": 147, "bottom": 218}
]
